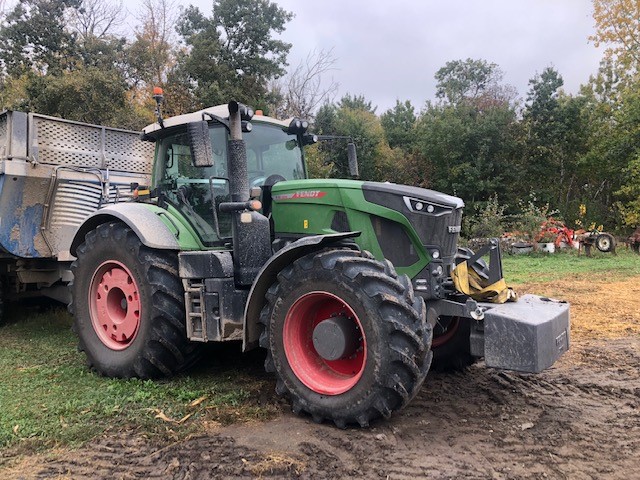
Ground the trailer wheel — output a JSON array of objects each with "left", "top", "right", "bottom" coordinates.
[
  {"left": 595, "top": 233, "right": 615, "bottom": 253},
  {"left": 259, "top": 249, "right": 431, "bottom": 427},
  {"left": 70, "top": 222, "right": 200, "bottom": 378}
]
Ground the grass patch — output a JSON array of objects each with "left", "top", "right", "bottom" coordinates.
[
  {"left": 0, "top": 304, "right": 278, "bottom": 458},
  {"left": 501, "top": 248, "right": 640, "bottom": 284}
]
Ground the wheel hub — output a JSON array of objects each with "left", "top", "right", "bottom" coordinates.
[
  {"left": 283, "top": 291, "right": 367, "bottom": 395},
  {"left": 89, "top": 261, "right": 141, "bottom": 350},
  {"left": 312, "top": 315, "right": 359, "bottom": 361}
]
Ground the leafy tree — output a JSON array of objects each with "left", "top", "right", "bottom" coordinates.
[
  {"left": 414, "top": 60, "right": 521, "bottom": 214},
  {"left": 176, "top": 0, "right": 292, "bottom": 109},
  {"left": 126, "top": 0, "right": 175, "bottom": 90},
  {"left": 0, "top": 0, "right": 137, "bottom": 126},
  {"left": 583, "top": 84, "right": 640, "bottom": 228},
  {"left": 337, "top": 93, "right": 376, "bottom": 114},
  {"left": 520, "top": 67, "right": 564, "bottom": 201},
  {"left": 24, "top": 67, "right": 135, "bottom": 127},
  {"left": 0, "top": 0, "right": 81, "bottom": 76},
  {"left": 525, "top": 67, "right": 564, "bottom": 124},
  {"left": 313, "top": 95, "right": 397, "bottom": 181},
  {"left": 434, "top": 58, "right": 516, "bottom": 107},
  {"left": 416, "top": 101, "right": 519, "bottom": 211},
  {"left": 380, "top": 100, "right": 417, "bottom": 150},
  {"left": 616, "top": 155, "right": 640, "bottom": 227},
  {"left": 591, "top": 0, "right": 640, "bottom": 73},
  {"left": 520, "top": 67, "right": 593, "bottom": 221}
]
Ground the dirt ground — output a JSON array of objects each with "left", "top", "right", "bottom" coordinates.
[{"left": 2, "top": 277, "right": 640, "bottom": 479}]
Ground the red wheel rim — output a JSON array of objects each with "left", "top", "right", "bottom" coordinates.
[
  {"left": 283, "top": 291, "right": 366, "bottom": 395},
  {"left": 89, "top": 260, "right": 141, "bottom": 350},
  {"left": 432, "top": 316, "right": 459, "bottom": 348}
]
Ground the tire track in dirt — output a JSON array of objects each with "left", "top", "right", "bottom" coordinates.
[
  {"left": 3, "top": 298, "right": 639, "bottom": 480},
  {"left": 4, "top": 337, "right": 639, "bottom": 479}
]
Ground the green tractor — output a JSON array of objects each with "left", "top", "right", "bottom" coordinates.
[{"left": 69, "top": 99, "right": 570, "bottom": 427}]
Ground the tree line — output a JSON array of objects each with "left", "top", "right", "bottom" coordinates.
[{"left": 1, "top": 0, "right": 639, "bottom": 234}]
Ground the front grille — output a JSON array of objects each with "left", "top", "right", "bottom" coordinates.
[
  {"left": 409, "top": 206, "right": 462, "bottom": 263},
  {"left": 441, "top": 208, "right": 463, "bottom": 261},
  {"left": 371, "top": 215, "right": 420, "bottom": 267}
]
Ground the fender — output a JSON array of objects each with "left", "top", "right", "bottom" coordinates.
[
  {"left": 242, "top": 231, "right": 361, "bottom": 351},
  {"left": 70, "top": 203, "right": 196, "bottom": 256}
]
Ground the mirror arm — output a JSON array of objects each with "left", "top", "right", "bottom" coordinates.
[{"left": 202, "top": 112, "right": 230, "bottom": 132}]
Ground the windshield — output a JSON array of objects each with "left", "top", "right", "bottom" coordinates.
[{"left": 155, "top": 122, "right": 305, "bottom": 246}]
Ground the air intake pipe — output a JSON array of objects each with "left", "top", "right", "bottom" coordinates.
[{"left": 225, "top": 101, "right": 272, "bottom": 285}]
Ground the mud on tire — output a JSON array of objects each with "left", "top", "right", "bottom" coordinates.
[
  {"left": 70, "top": 221, "right": 200, "bottom": 378},
  {"left": 259, "top": 248, "right": 432, "bottom": 428}
]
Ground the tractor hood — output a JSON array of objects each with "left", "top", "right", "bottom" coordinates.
[
  {"left": 270, "top": 179, "right": 464, "bottom": 209},
  {"left": 361, "top": 182, "right": 464, "bottom": 210},
  {"left": 269, "top": 179, "right": 465, "bottom": 278}
]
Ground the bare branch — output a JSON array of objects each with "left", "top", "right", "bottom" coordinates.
[
  {"left": 274, "top": 48, "right": 340, "bottom": 119},
  {"left": 67, "top": 0, "right": 126, "bottom": 40}
]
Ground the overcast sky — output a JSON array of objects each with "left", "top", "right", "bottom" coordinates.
[
  {"left": 178, "top": 0, "right": 602, "bottom": 113},
  {"left": 289, "top": 0, "right": 601, "bottom": 112},
  {"left": 3, "top": 0, "right": 603, "bottom": 113}
]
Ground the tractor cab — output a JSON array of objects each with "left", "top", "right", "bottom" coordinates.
[{"left": 141, "top": 105, "right": 308, "bottom": 247}]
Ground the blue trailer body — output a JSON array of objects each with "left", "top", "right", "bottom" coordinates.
[
  {"left": 0, "top": 110, "right": 154, "bottom": 261},
  {"left": 0, "top": 110, "right": 153, "bottom": 305},
  {"left": 0, "top": 173, "right": 46, "bottom": 257}
]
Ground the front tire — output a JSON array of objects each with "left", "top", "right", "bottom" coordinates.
[
  {"left": 431, "top": 316, "right": 476, "bottom": 372},
  {"left": 259, "top": 248, "right": 431, "bottom": 427},
  {"left": 70, "top": 222, "right": 199, "bottom": 378}
]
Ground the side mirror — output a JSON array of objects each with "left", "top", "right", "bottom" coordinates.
[
  {"left": 347, "top": 142, "right": 359, "bottom": 178},
  {"left": 187, "top": 121, "right": 214, "bottom": 167}
]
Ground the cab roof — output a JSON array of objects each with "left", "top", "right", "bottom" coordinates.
[{"left": 142, "top": 105, "right": 291, "bottom": 136}]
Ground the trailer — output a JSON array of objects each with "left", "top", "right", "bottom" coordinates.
[{"left": 0, "top": 110, "right": 153, "bottom": 308}]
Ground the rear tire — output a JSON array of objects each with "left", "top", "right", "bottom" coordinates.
[
  {"left": 259, "top": 248, "right": 431, "bottom": 427},
  {"left": 70, "top": 222, "right": 200, "bottom": 378}
]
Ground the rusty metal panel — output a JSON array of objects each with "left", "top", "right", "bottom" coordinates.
[{"left": 0, "top": 173, "right": 50, "bottom": 258}]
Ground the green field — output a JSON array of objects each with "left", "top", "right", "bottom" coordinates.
[
  {"left": 501, "top": 248, "right": 640, "bottom": 283},
  {"left": 1, "top": 248, "right": 638, "bottom": 457},
  {"left": 0, "top": 307, "right": 275, "bottom": 458}
]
